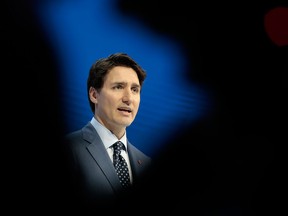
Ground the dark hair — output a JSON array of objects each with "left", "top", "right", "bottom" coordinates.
[{"left": 87, "top": 52, "right": 147, "bottom": 113}]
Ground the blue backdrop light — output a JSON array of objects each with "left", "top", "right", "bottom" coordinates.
[{"left": 35, "top": 0, "right": 211, "bottom": 157}]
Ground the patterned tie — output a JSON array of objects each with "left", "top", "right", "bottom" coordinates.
[{"left": 112, "top": 141, "right": 131, "bottom": 188}]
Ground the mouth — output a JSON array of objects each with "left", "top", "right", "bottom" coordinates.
[{"left": 117, "top": 107, "right": 132, "bottom": 113}]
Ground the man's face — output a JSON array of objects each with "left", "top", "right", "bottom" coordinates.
[{"left": 94, "top": 66, "right": 141, "bottom": 134}]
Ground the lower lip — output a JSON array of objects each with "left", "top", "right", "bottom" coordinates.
[{"left": 119, "top": 110, "right": 131, "bottom": 116}]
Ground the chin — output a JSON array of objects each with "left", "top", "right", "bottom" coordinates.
[
  {"left": 120, "top": 121, "right": 133, "bottom": 127},
  {"left": 124, "top": 122, "right": 132, "bottom": 127}
]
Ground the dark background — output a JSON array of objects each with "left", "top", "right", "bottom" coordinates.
[{"left": 4, "top": 0, "right": 287, "bottom": 214}]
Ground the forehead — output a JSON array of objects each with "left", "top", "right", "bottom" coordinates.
[{"left": 105, "top": 66, "right": 139, "bottom": 84}]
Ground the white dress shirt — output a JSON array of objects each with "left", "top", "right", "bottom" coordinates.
[{"left": 90, "top": 117, "right": 133, "bottom": 183}]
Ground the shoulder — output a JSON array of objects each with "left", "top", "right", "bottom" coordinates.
[
  {"left": 65, "top": 129, "right": 82, "bottom": 140},
  {"left": 64, "top": 122, "right": 95, "bottom": 142},
  {"left": 127, "top": 142, "right": 152, "bottom": 163},
  {"left": 63, "top": 130, "right": 85, "bottom": 155}
]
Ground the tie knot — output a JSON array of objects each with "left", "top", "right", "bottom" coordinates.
[{"left": 113, "top": 141, "right": 125, "bottom": 154}]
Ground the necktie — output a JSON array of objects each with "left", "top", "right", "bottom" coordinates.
[{"left": 112, "top": 141, "right": 131, "bottom": 188}]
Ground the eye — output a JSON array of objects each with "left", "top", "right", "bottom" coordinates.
[
  {"left": 113, "top": 85, "right": 124, "bottom": 90},
  {"left": 132, "top": 87, "right": 140, "bottom": 93}
]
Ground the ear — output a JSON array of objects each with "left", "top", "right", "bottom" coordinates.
[{"left": 89, "top": 87, "right": 98, "bottom": 104}]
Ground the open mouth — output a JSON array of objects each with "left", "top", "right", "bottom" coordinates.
[{"left": 118, "top": 108, "right": 132, "bottom": 113}]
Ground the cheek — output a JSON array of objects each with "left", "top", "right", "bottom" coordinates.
[
  {"left": 134, "top": 98, "right": 140, "bottom": 110},
  {"left": 102, "top": 93, "right": 116, "bottom": 105}
]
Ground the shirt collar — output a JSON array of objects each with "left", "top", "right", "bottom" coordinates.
[{"left": 90, "top": 117, "right": 127, "bottom": 150}]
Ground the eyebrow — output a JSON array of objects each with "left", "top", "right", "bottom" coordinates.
[{"left": 113, "top": 82, "right": 140, "bottom": 88}]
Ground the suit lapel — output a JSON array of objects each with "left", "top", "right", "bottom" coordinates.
[
  {"left": 127, "top": 142, "right": 145, "bottom": 178},
  {"left": 82, "top": 123, "right": 122, "bottom": 191}
]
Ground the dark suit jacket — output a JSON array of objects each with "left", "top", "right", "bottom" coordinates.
[{"left": 63, "top": 122, "right": 152, "bottom": 208}]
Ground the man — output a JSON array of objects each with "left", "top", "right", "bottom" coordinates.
[{"left": 63, "top": 53, "right": 152, "bottom": 210}]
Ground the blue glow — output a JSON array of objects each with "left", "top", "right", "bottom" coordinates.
[{"left": 35, "top": 0, "right": 211, "bottom": 157}]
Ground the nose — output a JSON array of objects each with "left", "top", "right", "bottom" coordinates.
[{"left": 122, "top": 89, "right": 132, "bottom": 104}]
